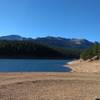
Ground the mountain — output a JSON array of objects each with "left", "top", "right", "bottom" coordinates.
[
  {"left": 35, "top": 36, "right": 93, "bottom": 49},
  {"left": 0, "top": 35, "right": 93, "bottom": 49},
  {"left": 0, "top": 35, "right": 24, "bottom": 40},
  {"left": 0, "top": 35, "right": 94, "bottom": 59}
]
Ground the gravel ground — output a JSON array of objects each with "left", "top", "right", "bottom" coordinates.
[{"left": 0, "top": 73, "right": 99, "bottom": 100}]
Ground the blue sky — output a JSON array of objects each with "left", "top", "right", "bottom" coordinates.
[{"left": 0, "top": 0, "right": 99, "bottom": 41}]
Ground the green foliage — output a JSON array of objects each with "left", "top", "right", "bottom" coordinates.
[
  {"left": 80, "top": 42, "right": 100, "bottom": 60},
  {"left": 0, "top": 40, "right": 66, "bottom": 59},
  {"left": 51, "top": 47, "right": 82, "bottom": 59},
  {"left": 0, "top": 40, "right": 81, "bottom": 59},
  {"left": 0, "top": 40, "right": 83, "bottom": 59}
]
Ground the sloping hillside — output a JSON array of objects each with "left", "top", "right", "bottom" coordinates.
[{"left": 35, "top": 36, "right": 93, "bottom": 49}]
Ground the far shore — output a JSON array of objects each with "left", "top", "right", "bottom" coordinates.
[{"left": 65, "top": 59, "right": 100, "bottom": 73}]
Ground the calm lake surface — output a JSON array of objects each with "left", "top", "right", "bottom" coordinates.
[{"left": 0, "top": 59, "right": 71, "bottom": 72}]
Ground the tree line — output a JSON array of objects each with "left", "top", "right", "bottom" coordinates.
[
  {"left": 0, "top": 40, "right": 81, "bottom": 59},
  {"left": 80, "top": 42, "right": 100, "bottom": 60}
]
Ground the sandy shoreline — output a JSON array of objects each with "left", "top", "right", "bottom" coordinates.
[
  {"left": 0, "top": 72, "right": 99, "bottom": 100},
  {"left": 65, "top": 60, "right": 100, "bottom": 73}
]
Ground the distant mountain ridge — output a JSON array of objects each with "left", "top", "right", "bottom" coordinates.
[
  {"left": 0, "top": 35, "right": 24, "bottom": 40},
  {"left": 0, "top": 35, "right": 93, "bottom": 49},
  {"left": 35, "top": 36, "right": 93, "bottom": 49}
]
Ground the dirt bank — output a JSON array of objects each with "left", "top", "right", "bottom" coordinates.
[
  {"left": 65, "top": 60, "right": 100, "bottom": 73},
  {"left": 0, "top": 73, "right": 99, "bottom": 100}
]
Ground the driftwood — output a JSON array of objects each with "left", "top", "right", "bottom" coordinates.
[
  {"left": 87, "top": 56, "right": 99, "bottom": 62},
  {"left": 95, "top": 98, "right": 100, "bottom": 100}
]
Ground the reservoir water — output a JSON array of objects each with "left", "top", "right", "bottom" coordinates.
[{"left": 0, "top": 59, "right": 71, "bottom": 72}]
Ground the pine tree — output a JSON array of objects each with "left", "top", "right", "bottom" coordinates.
[{"left": 80, "top": 42, "right": 100, "bottom": 60}]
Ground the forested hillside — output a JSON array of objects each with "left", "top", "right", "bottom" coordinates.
[
  {"left": 0, "top": 35, "right": 94, "bottom": 59},
  {"left": 0, "top": 40, "right": 65, "bottom": 59},
  {"left": 80, "top": 42, "right": 100, "bottom": 60},
  {"left": 0, "top": 35, "right": 93, "bottom": 49},
  {"left": 0, "top": 40, "right": 80, "bottom": 59}
]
